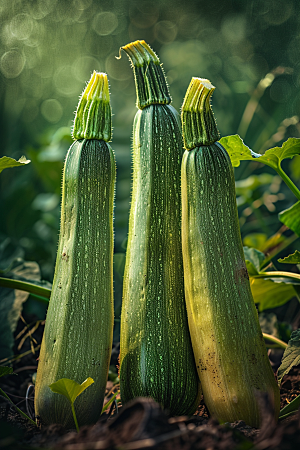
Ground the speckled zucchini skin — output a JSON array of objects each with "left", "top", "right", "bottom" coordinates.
[
  {"left": 181, "top": 142, "right": 280, "bottom": 427},
  {"left": 120, "top": 104, "right": 201, "bottom": 415},
  {"left": 35, "top": 139, "right": 115, "bottom": 428}
]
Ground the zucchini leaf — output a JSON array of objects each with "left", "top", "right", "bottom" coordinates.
[
  {"left": 219, "top": 135, "right": 300, "bottom": 170},
  {"left": 278, "top": 250, "right": 300, "bottom": 264},
  {"left": 279, "top": 393, "right": 300, "bottom": 420},
  {"left": 243, "top": 247, "right": 266, "bottom": 275},
  {"left": 244, "top": 247, "right": 300, "bottom": 310},
  {"left": 250, "top": 277, "right": 296, "bottom": 312},
  {"left": 277, "top": 330, "right": 300, "bottom": 386},
  {"left": 0, "top": 156, "right": 30, "bottom": 174},
  {"left": 219, "top": 135, "right": 261, "bottom": 167},
  {"left": 279, "top": 201, "right": 300, "bottom": 236}
]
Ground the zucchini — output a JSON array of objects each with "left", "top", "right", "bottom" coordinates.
[
  {"left": 181, "top": 78, "right": 280, "bottom": 427},
  {"left": 34, "top": 72, "right": 115, "bottom": 428},
  {"left": 119, "top": 41, "right": 201, "bottom": 415}
]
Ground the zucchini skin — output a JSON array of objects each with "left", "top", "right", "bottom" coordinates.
[
  {"left": 120, "top": 104, "right": 201, "bottom": 415},
  {"left": 35, "top": 139, "right": 115, "bottom": 428},
  {"left": 181, "top": 142, "right": 280, "bottom": 427}
]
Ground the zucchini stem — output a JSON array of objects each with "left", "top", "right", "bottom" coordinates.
[
  {"left": 275, "top": 164, "right": 300, "bottom": 201},
  {"left": 254, "top": 271, "right": 300, "bottom": 282},
  {"left": 262, "top": 333, "right": 288, "bottom": 349},
  {"left": 181, "top": 77, "right": 219, "bottom": 149},
  {"left": 121, "top": 40, "right": 171, "bottom": 109},
  {"left": 72, "top": 71, "right": 112, "bottom": 141},
  {"left": 0, "top": 277, "right": 50, "bottom": 302}
]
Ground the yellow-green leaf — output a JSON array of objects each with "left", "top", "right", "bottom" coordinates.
[
  {"left": 49, "top": 377, "right": 94, "bottom": 405},
  {"left": 220, "top": 135, "right": 300, "bottom": 171},
  {"left": 219, "top": 135, "right": 261, "bottom": 167},
  {"left": 0, "top": 156, "right": 31, "bottom": 174},
  {"left": 278, "top": 250, "right": 300, "bottom": 264},
  {"left": 279, "top": 201, "right": 300, "bottom": 236},
  {"left": 250, "top": 277, "right": 296, "bottom": 312}
]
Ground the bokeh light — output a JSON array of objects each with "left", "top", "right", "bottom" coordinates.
[
  {"left": 92, "top": 12, "right": 119, "bottom": 36},
  {"left": 0, "top": 49, "right": 26, "bottom": 78}
]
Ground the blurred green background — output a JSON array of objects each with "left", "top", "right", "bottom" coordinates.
[{"left": 0, "top": 0, "right": 299, "bottom": 306}]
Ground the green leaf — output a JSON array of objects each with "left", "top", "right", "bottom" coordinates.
[
  {"left": 0, "top": 156, "right": 31, "bottom": 174},
  {"left": 279, "top": 201, "right": 300, "bottom": 236},
  {"left": 220, "top": 135, "right": 300, "bottom": 170},
  {"left": 0, "top": 366, "right": 13, "bottom": 377},
  {"left": 250, "top": 278, "right": 296, "bottom": 312},
  {"left": 244, "top": 247, "right": 265, "bottom": 275},
  {"left": 49, "top": 377, "right": 94, "bottom": 405},
  {"left": 219, "top": 135, "right": 261, "bottom": 167},
  {"left": 279, "top": 393, "right": 300, "bottom": 419},
  {"left": 256, "top": 138, "right": 300, "bottom": 171},
  {"left": 278, "top": 250, "right": 300, "bottom": 264},
  {"left": 277, "top": 329, "right": 300, "bottom": 386}
]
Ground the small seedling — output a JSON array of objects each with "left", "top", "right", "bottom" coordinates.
[
  {"left": 49, "top": 377, "right": 94, "bottom": 432},
  {"left": 0, "top": 366, "right": 37, "bottom": 426}
]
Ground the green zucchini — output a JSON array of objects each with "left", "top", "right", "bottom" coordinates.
[
  {"left": 181, "top": 77, "right": 280, "bottom": 427},
  {"left": 34, "top": 72, "right": 115, "bottom": 428},
  {"left": 119, "top": 41, "right": 201, "bottom": 415}
]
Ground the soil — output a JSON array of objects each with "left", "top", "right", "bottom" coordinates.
[{"left": 1, "top": 313, "right": 300, "bottom": 450}]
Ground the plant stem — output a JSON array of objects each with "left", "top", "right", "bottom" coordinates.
[
  {"left": 254, "top": 271, "right": 300, "bottom": 282},
  {"left": 101, "top": 391, "right": 120, "bottom": 414},
  {"left": 0, "top": 388, "right": 37, "bottom": 426},
  {"left": 0, "top": 277, "right": 50, "bottom": 302},
  {"left": 71, "top": 403, "right": 79, "bottom": 432},
  {"left": 262, "top": 333, "right": 288, "bottom": 349},
  {"left": 276, "top": 165, "right": 300, "bottom": 201}
]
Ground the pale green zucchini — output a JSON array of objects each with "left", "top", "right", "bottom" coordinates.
[
  {"left": 119, "top": 41, "right": 201, "bottom": 415},
  {"left": 181, "top": 78, "right": 280, "bottom": 427},
  {"left": 34, "top": 72, "right": 115, "bottom": 428}
]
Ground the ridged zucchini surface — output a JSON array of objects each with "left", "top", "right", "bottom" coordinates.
[
  {"left": 35, "top": 73, "right": 115, "bottom": 428},
  {"left": 181, "top": 78, "right": 280, "bottom": 427},
  {"left": 120, "top": 41, "right": 201, "bottom": 415}
]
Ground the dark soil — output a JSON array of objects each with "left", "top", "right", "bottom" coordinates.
[{"left": 1, "top": 313, "right": 300, "bottom": 450}]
